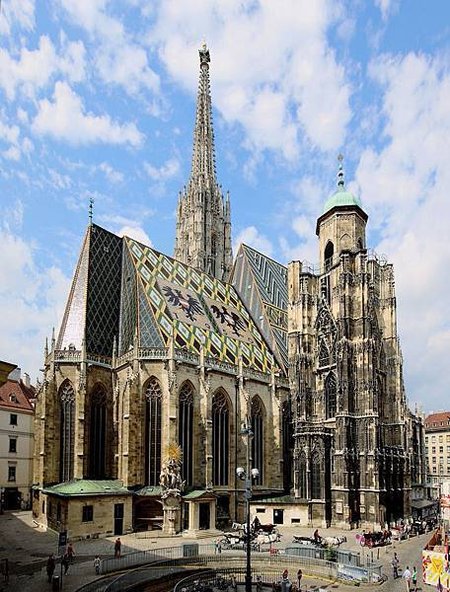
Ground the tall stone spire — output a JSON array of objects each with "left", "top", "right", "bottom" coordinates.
[{"left": 174, "top": 43, "right": 233, "bottom": 281}]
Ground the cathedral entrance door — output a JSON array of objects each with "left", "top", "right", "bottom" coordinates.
[{"left": 199, "top": 502, "right": 210, "bottom": 530}]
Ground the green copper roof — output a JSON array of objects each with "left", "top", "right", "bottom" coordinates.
[
  {"left": 41, "top": 479, "right": 131, "bottom": 497},
  {"left": 183, "top": 489, "right": 216, "bottom": 500},
  {"left": 322, "top": 189, "right": 362, "bottom": 215}
]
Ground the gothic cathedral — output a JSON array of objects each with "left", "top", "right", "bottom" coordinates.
[{"left": 32, "top": 45, "right": 424, "bottom": 539}]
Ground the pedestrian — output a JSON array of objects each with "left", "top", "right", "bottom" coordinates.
[
  {"left": 313, "top": 528, "right": 321, "bottom": 543},
  {"left": 217, "top": 540, "right": 222, "bottom": 554},
  {"left": 93, "top": 555, "right": 101, "bottom": 575},
  {"left": 411, "top": 566, "right": 417, "bottom": 592},
  {"left": 392, "top": 552, "right": 400, "bottom": 579},
  {"left": 256, "top": 575, "right": 263, "bottom": 592},
  {"left": 61, "top": 553, "right": 70, "bottom": 575},
  {"left": 114, "top": 537, "right": 122, "bottom": 558},
  {"left": 297, "top": 568, "right": 303, "bottom": 591},
  {"left": 402, "top": 565, "right": 412, "bottom": 591},
  {"left": 46, "top": 554, "right": 55, "bottom": 583},
  {"left": 66, "top": 541, "right": 75, "bottom": 563}
]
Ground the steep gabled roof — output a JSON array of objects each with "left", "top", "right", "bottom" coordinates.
[
  {"left": 0, "top": 379, "right": 35, "bottom": 413},
  {"left": 232, "top": 244, "right": 288, "bottom": 370},
  {"left": 119, "top": 238, "right": 280, "bottom": 374}
]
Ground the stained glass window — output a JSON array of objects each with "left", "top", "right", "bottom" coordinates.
[{"left": 145, "top": 377, "right": 162, "bottom": 486}]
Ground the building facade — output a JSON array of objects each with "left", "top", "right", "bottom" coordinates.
[
  {"left": 32, "top": 46, "right": 424, "bottom": 538},
  {"left": 288, "top": 163, "right": 426, "bottom": 528},
  {"left": 425, "top": 412, "right": 450, "bottom": 485},
  {"left": 0, "top": 370, "right": 35, "bottom": 511}
]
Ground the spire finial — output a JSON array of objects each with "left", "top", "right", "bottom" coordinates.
[
  {"left": 199, "top": 41, "right": 210, "bottom": 66},
  {"left": 88, "top": 196, "right": 94, "bottom": 225},
  {"left": 337, "top": 153, "right": 345, "bottom": 189}
]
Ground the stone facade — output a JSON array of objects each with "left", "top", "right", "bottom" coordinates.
[
  {"left": 173, "top": 43, "right": 232, "bottom": 281},
  {"left": 32, "top": 48, "right": 425, "bottom": 539},
  {"left": 288, "top": 170, "right": 425, "bottom": 529}
]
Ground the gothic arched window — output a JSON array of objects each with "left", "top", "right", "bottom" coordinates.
[
  {"left": 318, "top": 340, "right": 329, "bottom": 368},
  {"left": 310, "top": 451, "right": 322, "bottom": 499},
  {"left": 324, "top": 241, "right": 334, "bottom": 271},
  {"left": 144, "top": 377, "right": 162, "bottom": 486},
  {"left": 59, "top": 381, "right": 75, "bottom": 482},
  {"left": 325, "top": 372, "right": 337, "bottom": 419},
  {"left": 251, "top": 396, "right": 264, "bottom": 484},
  {"left": 88, "top": 385, "right": 107, "bottom": 478},
  {"left": 212, "top": 390, "right": 230, "bottom": 486},
  {"left": 178, "top": 382, "right": 194, "bottom": 486},
  {"left": 298, "top": 453, "right": 307, "bottom": 499},
  {"left": 282, "top": 399, "right": 293, "bottom": 492}
]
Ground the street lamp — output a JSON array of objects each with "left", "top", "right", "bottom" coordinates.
[{"left": 237, "top": 423, "right": 259, "bottom": 592}]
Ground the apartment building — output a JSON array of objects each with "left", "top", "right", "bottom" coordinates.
[
  {"left": 424, "top": 412, "right": 450, "bottom": 485},
  {"left": 0, "top": 370, "right": 35, "bottom": 511}
]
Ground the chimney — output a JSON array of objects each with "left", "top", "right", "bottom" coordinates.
[{"left": 24, "top": 373, "right": 30, "bottom": 388}]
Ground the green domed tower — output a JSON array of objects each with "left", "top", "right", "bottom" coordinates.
[{"left": 316, "top": 155, "right": 367, "bottom": 271}]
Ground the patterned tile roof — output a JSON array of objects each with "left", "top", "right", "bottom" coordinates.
[
  {"left": 232, "top": 243, "right": 288, "bottom": 370},
  {"left": 122, "top": 238, "right": 280, "bottom": 374}
]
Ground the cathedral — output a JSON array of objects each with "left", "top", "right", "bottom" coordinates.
[{"left": 32, "top": 45, "right": 424, "bottom": 539}]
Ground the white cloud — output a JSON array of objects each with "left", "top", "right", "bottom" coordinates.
[
  {"left": 151, "top": 0, "right": 351, "bottom": 159},
  {"left": 0, "top": 228, "right": 70, "bottom": 382},
  {"left": 32, "top": 81, "right": 144, "bottom": 146},
  {"left": 0, "top": 0, "right": 35, "bottom": 35},
  {"left": 144, "top": 158, "right": 180, "bottom": 181},
  {"left": 0, "top": 112, "right": 31, "bottom": 161},
  {"left": 233, "top": 226, "right": 273, "bottom": 257},
  {"left": 59, "top": 0, "right": 160, "bottom": 96},
  {"left": 118, "top": 225, "right": 153, "bottom": 247},
  {"left": 98, "top": 162, "right": 124, "bottom": 184},
  {"left": 355, "top": 51, "right": 450, "bottom": 409},
  {"left": 374, "top": 0, "right": 400, "bottom": 20},
  {"left": 0, "top": 35, "right": 86, "bottom": 100}
]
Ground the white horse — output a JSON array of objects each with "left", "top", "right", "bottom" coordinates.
[
  {"left": 255, "top": 531, "right": 281, "bottom": 546},
  {"left": 321, "top": 535, "right": 347, "bottom": 547}
]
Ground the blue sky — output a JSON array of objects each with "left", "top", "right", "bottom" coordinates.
[{"left": 1, "top": 0, "right": 450, "bottom": 412}]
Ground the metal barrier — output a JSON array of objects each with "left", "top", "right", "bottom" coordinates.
[{"left": 77, "top": 543, "right": 382, "bottom": 591}]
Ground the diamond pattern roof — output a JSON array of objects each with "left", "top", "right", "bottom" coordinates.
[
  {"left": 232, "top": 244, "right": 288, "bottom": 369},
  {"left": 123, "top": 238, "right": 279, "bottom": 373}
]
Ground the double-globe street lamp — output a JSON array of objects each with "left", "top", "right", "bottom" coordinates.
[{"left": 237, "top": 423, "right": 259, "bottom": 592}]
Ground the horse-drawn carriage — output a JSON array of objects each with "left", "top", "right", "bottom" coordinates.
[
  {"left": 356, "top": 530, "right": 391, "bottom": 548},
  {"left": 220, "top": 519, "right": 281, "bottom": 551}
]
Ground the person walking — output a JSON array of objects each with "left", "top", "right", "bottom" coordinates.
[
  {"left": 46, "top": 554, "right": 55, "bottom": 583},
  {"left": 114, "top": 537, "right": 122, "bottom": 559},
  {"left": 61, "top": 553, "right": 70, "bottom": 575},
  {"left": 66, "top": 542, "right": 75, "bottom": 564},
  {"left": 411, "top": 566, "right": 418, "bottom": 592},
  {"left": 93, "top": 555, "right": 101, "bottom": 575},
  {"left": 402, "top": 566, "right": 412, "bottom": 591},
  {"left": 392, "top": 552, "right": 400, "bottom": 579},
  {"left": 297, "top": 568, "right": 303, "bottom": 591}
]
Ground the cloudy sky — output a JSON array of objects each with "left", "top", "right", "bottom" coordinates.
[{"left": 1, "top": 0, "right": 449, "bottom": 412}]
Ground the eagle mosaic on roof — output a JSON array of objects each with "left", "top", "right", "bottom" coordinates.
[{"left": 124, "top": 238, "right": 278, "bottom": 373}]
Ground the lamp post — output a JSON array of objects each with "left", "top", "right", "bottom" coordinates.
[{"left": 237, "top": 423, "right": 259, "bottom": 592}]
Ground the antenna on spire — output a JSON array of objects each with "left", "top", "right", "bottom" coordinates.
[
  {"left": 336, "top": 153, "right": 345, "bottom": 189},
  {"left": 88, "top": 195, "right": 94, "bottom": 225}
]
